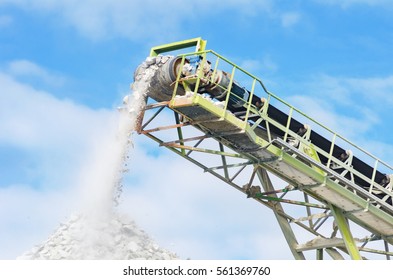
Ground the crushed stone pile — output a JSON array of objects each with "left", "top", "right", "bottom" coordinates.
[
  {"left": 18, "top": 55, "right": 179, "bottom": 260},
  {"left": 18, "top": 212, "right": 178, "bottom": 260}
]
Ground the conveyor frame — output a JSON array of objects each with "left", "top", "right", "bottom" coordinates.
[{"left": 135, "top": 38, "right": 393, "bottom": 259}]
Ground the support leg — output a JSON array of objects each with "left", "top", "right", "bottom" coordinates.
[{"left": 256, "top": 166, "right": 306, "bottom": 260}]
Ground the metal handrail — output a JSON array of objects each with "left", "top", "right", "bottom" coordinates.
[
  {"left": 175, "top": 49, "right": 393, "bottom": 172},
  {"left": 168, "top": 49, "right": 393, "bottom": 204}
]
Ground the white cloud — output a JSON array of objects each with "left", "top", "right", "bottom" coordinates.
[
  {"left": 0, "top": 14, "right": 12, "bottom": 28},
  {"left": 240, "top": 55, "right": 278, "bottom": 74},
  {"left": 281, "top": 12, "right": 301, "bottom": 28},
  {"left": 344, "top": 75, "right": 393, "bottom": 105},
  {"left": 3, "top": 60, "right": 66, "bottom": 87},
  {"left": 315, "top": 0, "right": 393, "bottom": 8},
  {"left": 303, "top": 74, "right": 393, "bottom": 107},
  {"left": 0, "top": 0, "right": 293, "bottom": 41},
  {"left": 0, "top": 72, "right": 112, "bottom": 152}
]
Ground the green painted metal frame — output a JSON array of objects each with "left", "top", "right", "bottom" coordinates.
[
  {"left": 138, "top": 102, "right": 393, "bottom": 259},
  {"left": 150, "top": 37, "right": 207, "bottom": 57},
  {"left": 330, "top": 204, "right": 362, "bottom": 260},
  {"left": 256, "top": 167, "right": 306, "bottom": 260},
  {"left": 163, "top": 47, "right": 393, "bottom": 211},
  {"left": 136, "top": 38, "right": 393, "bottom": 259}
]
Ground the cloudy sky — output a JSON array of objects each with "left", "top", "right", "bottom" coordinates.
[{"left": 1, "top": 0, "right": 393, "bottom": 260}]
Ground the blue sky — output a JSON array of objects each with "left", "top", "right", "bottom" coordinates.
[{"left": 1, "top": 0, "right": 393, "bottom": 259}]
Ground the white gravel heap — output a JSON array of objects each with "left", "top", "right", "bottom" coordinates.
[
  {"left": 18, "top": 212, "right": 178, "bottom": 260},
  {"left": 17, "top": 57, "right": 179, "bottom": 260}
]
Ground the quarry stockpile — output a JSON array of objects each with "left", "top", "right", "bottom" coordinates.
[
  {"left": 18, "top": 213, "right": 177, "bottom": 260},
  {"left": 18, "top": 56, "right": 178, "bottom": 260}
]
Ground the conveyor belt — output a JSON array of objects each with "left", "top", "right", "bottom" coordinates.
[
  {"left": 136, "top": 38, "right": 393, "bottom": 259},
  {"left": 139, "top": 53, "right": 390, "bottom": 201},
  {"left": 245, "top": 102, "right": 387, "bottom": 190},
  {"left": 196, "top": 82, "right": 388, "bottom": 194},
  {"left": 174, "top": 55, "right": 389, "bottom": 193}
]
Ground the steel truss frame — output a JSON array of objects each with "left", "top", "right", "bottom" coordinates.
[
  {"left": 133, "top": 37, "right": 393, "bottom": 259},
  {"left": 136, "top": 99, "right": 393, "bottom": 260}
]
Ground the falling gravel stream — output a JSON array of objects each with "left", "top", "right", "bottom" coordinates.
[{"left": 18, "top": 58, "right": 178, "bottom": 260}]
